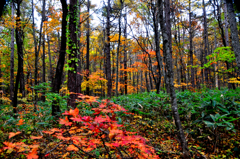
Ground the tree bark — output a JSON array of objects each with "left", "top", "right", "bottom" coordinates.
[
  {"left": 13, "top": 0, "right": 25, "bottom": 114},
  {"left": 105, "top": 0, "right": 112, "bottom": 98},
  {"left": 76, "top": 0, "right": 82, "bottom": 94},
  {"left": 52, "top": 0, "right": 68, "bottom": 116},
  {"left": 189, "top": 4, "right": 195, "bottom": 89},
  {"left": 47, "top": 35, "right": 53, "bottom": 83},
  {"left": 158, "top": 0, "right": 190, "bottom": 157},
  {"left": 68, "top": 0, "right": 78, "bottom": 108},
  {"left": 42, "top": 0, "right": 46, "bottom": 101},
  {"left": 226, "top": 0, "right": 240, "bottom": 73},
  {"left": 10, "top": 1, "right": 14, "bottom": 102},
  {"left": 124, "top": 10, "right": 127, "bottom": 95},
  {"left": 86, "top": 0, "right": 90, "bottom": 95},
  {"left": 153, "top": 0, "right": 162, "bottom": 94},
  {"left": 116, "top": 0, "right": 123, "bottom": 97}
]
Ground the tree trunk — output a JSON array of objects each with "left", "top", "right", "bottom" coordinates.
[
  {"left": 76, "top": 1, "right": 82, "bottom": 94},
  {"left": 189, "top": 5, "right": 195, "bottom": 89},
  {"left": 52, "top": 0, "right": 68, "bottom": 116},
  {"left": 116, "top": 0, "right": 123, "bottom": 97},
  {"left": 153, "top": 1, "right": 162, "bottom": 94},
  {"left": 158, "top": 0, "right": 190, "bottom": 157},
  {"left": 86, "top": 0, "right": 90, "bottom": 95},
  {"left": 10, "top": 1, "right": 14, "bottom": 102},
  {"left": 105, "top": 0, "right": 112, "bottom": 98},
  {"left": 226, "top": 0, "right": 240, "bottom": 73},
  {"left": 13, "top": 0, "right": 25, "bottom": 114},
  {"left": 68, "top": 0, "right": 78, "bottom": 108},
  {"left": 42, "top": 0, "right": 46, "bottom": 102},
  {"left": 124, "top": 10, "right": 127, "bottom": 95},
  {"left": 47, "top": 35, "right": 53, "bottom": 83}
]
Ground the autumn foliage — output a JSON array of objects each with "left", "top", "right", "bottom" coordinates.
[{"left": 2, "top": 97, "right": 159, "bottom": 158}]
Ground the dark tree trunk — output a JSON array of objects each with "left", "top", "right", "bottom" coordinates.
[
  {"left": 86, "top": 0, "right": 90, "bottom": 95},
  {"left": 158, "top": 0, "right": 190, "bottom": 157},
  {"left": 124, "top": 11, "right": 127, "bottom": 95},
  {"left": 203, "top": 0, "right": 210, "bottom": 87},
  {"left": 52, "top": 0, "right": 68, "bottom": 116},
  {"left": 47, "top": 35, "right": 53, "bottom": 83},
  {"left": 10, "top": 1, "right": 14, "bottom": 102},
  {"left": 41, "top": 0, "right": 46, "bottom": 102},
  {"left": 105, "top": 0, "right": 112, "bottom": 98},
  {"left": 13, "top": 0, "right": 25, "bottom": 114},
  {"left": 153, "top": 1, "right": 162, "bottom": 94},
  {"left": 189, "top": 7, "right": 195, "bottom": 89},
  {"left": 226, "top": 0, "right": 240, "bottom": 73},
  {"left": 76, "top": 1, "right": 82, "bottom": 94},
  {"left": 68, "top": 0, "right": 78, "bottom": 108},
  {"left": 116, "top": 0, "right": 123, "bottom": 97}
]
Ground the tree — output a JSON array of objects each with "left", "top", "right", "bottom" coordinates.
[
  {"left": 10, "top": 0, "right": 14, "bottom": 102},
  {"left": 105, "top": 0, "right": 112, "bottom": 98},
  {"left": 52, "top": 0, "right": 68, "bottom": 116},
  {"left": 225, "top": 0, "right": 240, "bottom": 73},
  {"left": 67, "top": 0, "right": 78, "bottom": 108},
  {"left": 13, "top": 0, "right": 25, "bottom": 114},
  {"left": 158, "top": 0, "right": 190, "bottom": 157},
  {"left": 86, "top": 0, "right": 90, "bottom": 95},
  {"left": 115, "top": 0, "right": 123, "bottom": 97}
]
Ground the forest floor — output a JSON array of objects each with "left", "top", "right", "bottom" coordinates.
[{"left": 0, "top": 88, "right": 240, "bottom": 158}]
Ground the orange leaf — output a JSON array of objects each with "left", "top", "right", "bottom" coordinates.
[
  {"left": 59, "top": 116, "right": 72, "bottom": 126},
  {"left": 27, "top": 148, "right": 38, "bottom": 159},
  {"left": 69, "top": 108, "right": 79, "bottom": 117},
  {"left": 66, "top": 145, "right": 79, "bottom": 151},
  {"left": 9, "top": 131, "right": 21, "bottom": 139},
  {"left": 30, "top": 136, "right": 43, "bottom": 140},
  {"left": 17, "top": 119, "right": 24, "bottom": 125},
  {"left": 3, "top": 141, "right": 15, "bottom": 150}
]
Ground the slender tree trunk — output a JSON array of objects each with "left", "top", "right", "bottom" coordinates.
[
  {"left": 203, "top": 0, "right": 209, "bottom": 87},
  {"left": 34, "top": 0, "right": 45, "bottom": 103},
  {"left": 153, "top": 1, "right": 162, "bottom": 94},
  {"left": 105, "top": 0, "right": 112, "bottom": 98},
  {"left": 124, "top": 11, "right": 127, "bottom": 95},
  {"left": 86, "top": 0, "right": 90, "bottom": 95},
  {"left": 52, "top": 0, "right": 68, "bottom": 116},
  {"left": 189, "top": 5, "right": 195, "bottom": 89},
  {"left": 76, "top": 1, "right": 82, "bottom": 94},
  {"left": 13, "top": 0, "right": 25, "bottom": 114},
  {"left": 226, "top": 0, "right": 240, "bottom": 73},
  {"left": 116, "top": 0, "right": 123, "bottom": 97},
  {"left": 158, "top": 0, "right": 190, "bottom": 157},
  {"left": 10, "top": 1, "right": 14, "bottom": 102},
  {"left": 47, "top": 35, "right": 53, "bottom": 83},
  {"left": 42, "top": 0, "right": 46, "bottom": 101}
]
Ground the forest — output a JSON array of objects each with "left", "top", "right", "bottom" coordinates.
[{"left": 0, "top": 0, "right": 240, "bottom": 158}]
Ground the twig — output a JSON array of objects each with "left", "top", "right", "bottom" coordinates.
[
  {"left": 44, "top": 141, "right": 66, "bottom": 155},
  {"left": 72, "top": 143, "right": 96, "bottom": 158}
]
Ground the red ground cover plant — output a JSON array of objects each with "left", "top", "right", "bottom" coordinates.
[{"left": 2, "top": 98, "right": 159, "bottom": 158}]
